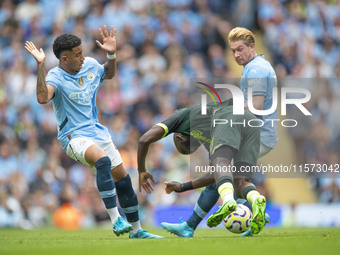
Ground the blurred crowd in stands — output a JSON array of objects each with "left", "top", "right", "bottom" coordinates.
[
  {"left": 258, "top": 0, "right": 340, "bottom": 203},
  {"left": 0, "top": 0, "right": 339, "bottom": 229}
]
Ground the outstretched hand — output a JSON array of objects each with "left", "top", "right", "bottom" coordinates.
[
  {"left": 24, "top": 41, "right": 46, "bottom": 65},
  {"left": 139, "top": 171, "right": 156, "bottom": 194},
  {"left": 164, "top": 181, "right": 182, "bottom": 194},
  {"left": 96, "top": 25, "right": 116, "bottom": 55}
]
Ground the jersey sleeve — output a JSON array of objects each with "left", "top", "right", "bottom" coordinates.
[
  {"left": 156, "top": 109, "right": 186, "bottom": 138},
  {"left": 245, "top": 65, "right": 268, "bottom": 96},
  {"left": 86, "top": 57, "right": 106, "bottom": 83},
  {"left": 46, "top": 69, "right": 61, "bottom": 95}
]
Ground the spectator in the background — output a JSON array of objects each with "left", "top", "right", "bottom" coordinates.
[
  {"left": 19, "top": 136, "right": 45, "bottom": 182},
  {"left": 138, "top": 43, "right": 167, "bottom": 77},
  {"left": 15, "top": 0, "right": 42, "bottom": 23},
  {"left": 7, "top": 59, "right": 37, "bottom": 109},
  {"left": 0, "top": 138, "right": 19, "bottom": 182},
  {"left": 259, "top": 0, "right": 340, "bottom": 79},
  {"left": 0, "top": 192, "right": 24, "bottom": 227},
  {"left": 207, "top": 44, "right": 227, "bottom": 77},
  {"left": 107, "top": 113, "right": 131, "bottom": 148},
  {"left": 55, "top": 0, "right": 89, "bottom": 29}
]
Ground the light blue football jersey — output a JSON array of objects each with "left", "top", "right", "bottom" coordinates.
[
  {"left": 240, "top": 55, "right": 278, "bottom": 148},
  {"left": 46, "top": 57, "right": 109, "bottom": 151}
]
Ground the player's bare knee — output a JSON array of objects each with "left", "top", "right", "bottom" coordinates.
[
  {"left": 111, "top": 164, "right": 127, "bottom": 182},
  {"left": 85, "top": 144, "right": 108, "bottom": 166}
]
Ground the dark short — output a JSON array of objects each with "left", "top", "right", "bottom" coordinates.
[
  {"left": 210, "top": 145, "right": 235, "bottom": 162},
  {"left": 210, "top": 107, "right": 260, "bottom": 166}
]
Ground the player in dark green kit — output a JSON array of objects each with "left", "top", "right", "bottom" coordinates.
[{"left": 138, "top": 101, "right": 266, "bottom": 234}]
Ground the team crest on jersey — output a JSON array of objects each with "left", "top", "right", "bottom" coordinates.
[
  {"left": 78, "top": 77, "right": 84, "bottom": 86},
  {"left": 87, "top": 72, "right": 95, "bottom": 81}
]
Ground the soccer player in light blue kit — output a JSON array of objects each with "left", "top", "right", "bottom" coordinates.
[
  {"left": 24, "top": 25, "right": 162, "bottom": 238},
  {"left": 162, "top": 27, "right": 277, "bottom": 237}
]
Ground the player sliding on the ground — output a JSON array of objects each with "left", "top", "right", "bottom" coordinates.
[
  {"left": 138, "top": 101, "right": 267, "bottom": 235},
  {"left": 25, "top": 26, "right": 162, "bottom": 239}
]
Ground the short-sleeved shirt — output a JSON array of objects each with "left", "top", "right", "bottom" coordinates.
[
  {"left": 46, "top": 57, "right": 109, "bottom": 151},
  {"left": 240, "top": 55, "right": 278, "bottom": 148}
]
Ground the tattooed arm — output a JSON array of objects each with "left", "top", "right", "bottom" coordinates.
[{"left": 25, "top": 41, "right": 55, "bottom": 104}]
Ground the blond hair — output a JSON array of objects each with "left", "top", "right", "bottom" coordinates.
[{"left": 228, "top": 27, "right": 255, "bottom": 46}]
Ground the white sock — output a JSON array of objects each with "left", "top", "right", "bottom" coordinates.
[
  {"left": 129, "top": 220, "right": 142, "bottom": 234},
  {"left": 107, "top": 207, "right": 120, "bottom": 224}
]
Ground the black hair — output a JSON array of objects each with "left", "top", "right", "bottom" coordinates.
[{"left": 52, "top": 34, "right": 81, "bottom": 59}]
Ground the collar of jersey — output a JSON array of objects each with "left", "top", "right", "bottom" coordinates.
[
  {"left": 57, "top": 65, "right": 82, "bottom": 77},
  {"left": 246, "top": 54, "right": 264, "bottom": 66}
]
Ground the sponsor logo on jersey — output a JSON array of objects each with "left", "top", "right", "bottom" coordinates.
[{"left": 78, "top": 77, "right": 84, "bottom": 86}]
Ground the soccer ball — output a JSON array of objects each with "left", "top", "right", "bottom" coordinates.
[{"left": 223, "top": 204, "right": 252, "bottom": 234}]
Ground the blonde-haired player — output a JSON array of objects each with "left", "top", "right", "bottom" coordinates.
[{"left": 214, "top": 26, "right": 278, "bottom": 236}]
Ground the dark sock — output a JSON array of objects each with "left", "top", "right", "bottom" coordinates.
[
  {"left": 187, "top": 184, "right": 219, "bottom": 229},
  {"left": 115, "top": 174, "right": 139, "bottom": 222},
  {"left": 216, "top": 176, "right": 233, "bottom": 189},
  {"left": 96, "top": 156, "right": 116, "bottom": 209}
]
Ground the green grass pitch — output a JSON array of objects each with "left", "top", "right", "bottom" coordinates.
[{"left": 1, "top": 227, "right": 339, "bottom": 255}]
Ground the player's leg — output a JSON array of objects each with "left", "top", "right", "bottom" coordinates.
[
  {"left": 101, "top": 140, "right": 162, "bottom": 239},
  {"left": 187, "top": 183, "right": 219, "bottom": 229},
  {"left": 206, "top": 146, "right": 237, "bottom": 228},
  {"left": 206, "top": 108, "right": 245, "bottom": 227},
  {"left": 245, "top": 185, "right": 266, "bottom": 235},
  {"left": 237, "top": 142, "right": 272, "bottom": 236},
  {"left": 234, "top": 164, "right": 266, "bottom": 235},
  {"left": 66, "top": 137, "right": 131, "bottom": 236},
  {"left": 84, "top": 142, "right": 133, "bottom": 236},
  {"left": 236, "top": 142, "right": 272, "bottom": 237},
  {"left": 161, "top": 183, "right": 219, "bottom": 237},
  {"left": 232, "top": 116, "right": 267, "bottom": 235}
]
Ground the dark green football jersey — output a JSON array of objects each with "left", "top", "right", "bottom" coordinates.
[
  {"left": 156, "top": 99, "right": 260, "bottom": 165},
  {"left": 156, "top": 100, "right": 232, "bottom": 151},
  {"left": 157, "top": 104, "right": 211, "bottom": 151}
]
